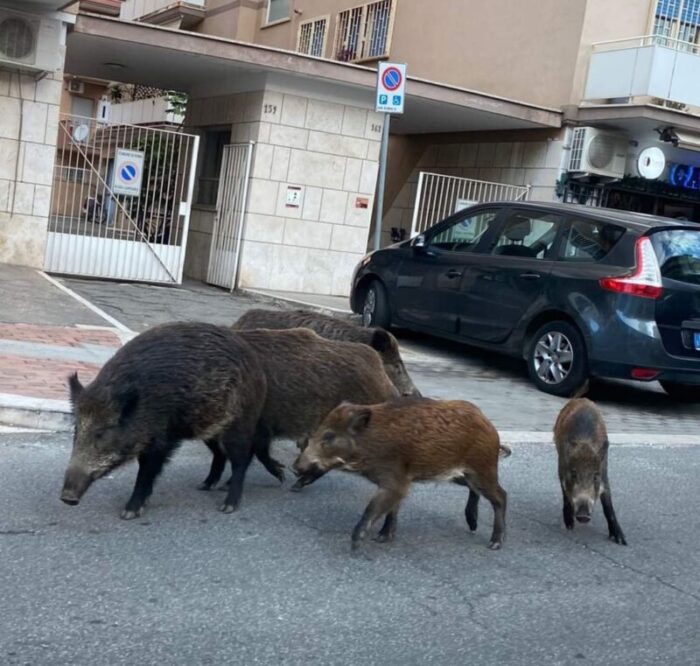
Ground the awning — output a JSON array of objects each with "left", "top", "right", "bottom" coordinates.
[{"left": 66, "top": 13, "right": 562, "bottom": 135}]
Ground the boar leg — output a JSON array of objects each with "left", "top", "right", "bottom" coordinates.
[
  {"left": 219, "top": 422, "right": 257, "bottom": 514},
  {"left": 121, "top": 444, "right": 175, "bottom": 520},
  {"left": 351, "top": 486, "right": 407, "bottom": 551},
  {"left": 562, "top": 492, "right": 575, "bottom": 530},
  {"left": 472, "top": 473, "right": 507, "bottom": 550},
  {"left": 465, "top": 490, "right": 480, "bottom": 532},
  {"left": 600, "top": 477, "right": 626, "bottom": 545},
  {"left": 199, "top": 438, "right": 227, "bottom": 491},
  {"left": 374, "top": 510, "right": 398, "bottom": 543},
  {"left": 252, "top": 424, "right": 285, "bottom": 484}
]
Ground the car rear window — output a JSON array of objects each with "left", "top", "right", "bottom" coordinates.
[
  {"left": 650, "top": 229, "right": 700, "bottom": 285},
  {"left": 560, "top": 218, "right": 625, "bottom": 262}
]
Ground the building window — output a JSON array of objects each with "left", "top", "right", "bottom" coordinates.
[
  {"left": 266, "top": 0, "right": 290, "bottom": 24},
  {"left": 334, "top": 0, "right": 394, "bottom": 62},
  {"left": 653, "top": 0, "right": 700, "bottom": 50},
  {"left": 196, "top": 129, "right": 230, "bottom": 206},
  {"left": 297, "top": 16, "right": 329, "bottom": 57}
]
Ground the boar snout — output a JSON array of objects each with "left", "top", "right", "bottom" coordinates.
[
  {"left": 292, "top": 454, "right": 312, "bottom": 477},
  {"left": 574, "top": 497, "right": 594, "bottom": 523},
  {"left": 61, "top": 467, "right": 94, "bottom": 506}
]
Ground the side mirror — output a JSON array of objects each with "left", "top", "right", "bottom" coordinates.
[{"left": 413, "top": 234, "right": 427, "bottom": 249}]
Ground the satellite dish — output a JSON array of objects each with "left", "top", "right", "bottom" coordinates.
[
  {"left": 637, "top": 147, "right": 666, "bottom": 179},
  {"left": 72, "top": 124, "right": 90, "bottom": 143}
]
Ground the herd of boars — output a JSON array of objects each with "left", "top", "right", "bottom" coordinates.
[{"left": 60, "top": 308, "right": 626, "bottom": 551}]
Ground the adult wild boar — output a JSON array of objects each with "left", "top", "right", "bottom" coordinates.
[
  {"left": 232, "top": 308, "right": 420, "bottom": 397},
  {"left": 554, "top": 398, "right": 626, "bottom": 545},
  {"left": 200, "top": 328, "right": 399, "bottom": 493},
  {"left": 61, "top": 322, "right": 277, "bottom": 518},
  {"left": 294, "top": 398, "right": 508, "bottom": 551}
]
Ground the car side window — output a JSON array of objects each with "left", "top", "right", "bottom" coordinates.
[
  {"left": 491, "top": 212, "right": 562, "bottom": 259},
  {"left": 561, "top": 218, "right": 625, "bottom": 262},
  {"left": 429, "top": 211, "right": 499, "bottom": 253}
]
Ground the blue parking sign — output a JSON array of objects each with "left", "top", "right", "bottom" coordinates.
[
  {"left": 379, "top": 94, "right": 388, "bottom": 104},
  {"left": 392, "top": 95, "right": 401, "bottom": 106}
]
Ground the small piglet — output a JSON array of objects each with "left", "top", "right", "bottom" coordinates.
[
  {"left": 294, "top": 398, "right": 508, "bottom": 551},
  {"left": 554, "top": 398, "right": 626, "bottom": 545}
]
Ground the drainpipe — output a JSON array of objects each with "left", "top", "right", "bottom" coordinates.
[{"left": 555, "top": 126, "right": 574, "bottom": 199}]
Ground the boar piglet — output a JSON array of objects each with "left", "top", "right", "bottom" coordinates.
[
  {"left": 61, "top": 322, "right": 274, "bottom": 519},
  {"left": 294, "top": 398, "right": 508, "bottom": 551},
  {"left": 201, "top": 328, "right": 399, "bottom": 493},
  {"left": 554, "top": 398, "right": 626, "bottom": 545},
  {"left": 233, "top": 308, "right": 420, "bottom": 397}
]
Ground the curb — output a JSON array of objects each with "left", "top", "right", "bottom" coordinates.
[
  {"left": 0, "top": 393, "right": 72, "bottom": 432},
  {"left": 240, "top": 288, "right": 355, "bottom": 318}
]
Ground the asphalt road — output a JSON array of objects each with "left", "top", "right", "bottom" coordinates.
[{"left": 1, "top": 430, "right": 699, "bottom": 665}]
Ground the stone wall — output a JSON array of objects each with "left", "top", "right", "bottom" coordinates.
[
  {"left": 382, "top": 134, "right": 565, "bottom": 245},
  {"left": 186, "top": 88, "right": 382, "bottom": 296},
  {"left": 0, "top": 71, "right": 63, "bottom": 267}
]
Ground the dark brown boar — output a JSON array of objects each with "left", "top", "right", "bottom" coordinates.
[
  {"left": 554, "top": 398, "right": 626, "bottom": 545},
  {"left": 232, "top": 308, "right": 420, "bottom": 397},
  {"left": 293, "top": 398, "right": 508, "bottom": 551},
  {"left": 200, "top": 328, "right": 399, "bottom": 493},
  {"left": 61, "top": 322, "right": 277, "bottom": 518}
]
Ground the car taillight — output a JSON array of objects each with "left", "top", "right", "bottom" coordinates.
[{"left": 599, "top": 237, "right": 663, "bottom": 299}]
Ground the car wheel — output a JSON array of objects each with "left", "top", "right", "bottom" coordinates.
[
  {"left": 362, "top": 280, "right": 391, "bottom": 329},
  {"left": 527, "top": 321, "right": 588, "bottom": 397},
  {"left": 659, "top": 381, "right": 700, "bottom": 402}
]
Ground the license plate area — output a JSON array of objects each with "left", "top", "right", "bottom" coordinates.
[{"left": 695, "top": 332, "right": 700, "bottom": 351}]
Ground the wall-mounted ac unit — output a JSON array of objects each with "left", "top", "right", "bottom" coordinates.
[
  {"left": 568, "top": 127, "right": 628, "bottom": 180},
  {"left": 67, "top": 79, "right": 85, "bottom": 94},
  {"left": 0, "top": 8, "right": 63, "bottom": 74}
]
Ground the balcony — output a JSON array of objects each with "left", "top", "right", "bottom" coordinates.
[
  {"left": 120, "top": 0, "right": 205, "bottom": 28},
  {"left": 584, "top": 35, "right": 700, "bottom": 108},
  {"left": 333, "top": 0, "right": 394, "bottom": 62},
  {"left": 108, "top": 97, "right": 184, "bottom": 126}
]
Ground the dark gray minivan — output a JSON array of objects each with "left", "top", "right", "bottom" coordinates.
[{"left": 351, "top": 202, "right": 700, "bottom": 398}]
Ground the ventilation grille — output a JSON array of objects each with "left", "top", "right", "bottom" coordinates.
[
  {"left": 588, "top": 134, "right": 615, "bottom": 169},
  {"left": 569, "top": 128, "right": 586, "bottom": 171},
  {"left": 0, "top": 16, "right": 36, "bottom": 62}
]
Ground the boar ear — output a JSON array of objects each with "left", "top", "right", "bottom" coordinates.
[
  {"left": 370, "top": 329, "right": 393, "bottom": 353},
  {"left": 116, "top": 388, "right": 139, "bottom": 422},
  {"left": 348, "top": 407, "right": 371, "bottom": 434},
  {"left": 67, "top": 372, "right": 84, "bottom": 406}
]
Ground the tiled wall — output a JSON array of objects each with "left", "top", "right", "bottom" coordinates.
[
  {"left": 0, "top": 71, "right": 63, "bottom": 268},
  {"left": 186, "top": 89, "right": 382, "bottom": 296},
  {"left": 383, "top": 136, "right": 564, "bottom": 244}
]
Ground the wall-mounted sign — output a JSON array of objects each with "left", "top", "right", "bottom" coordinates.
[
  {"left": 376, "top": 62, "right": 406, "bottom": 114},
  {"left": 113, "top": 148, "right": 144, "bottom": 197},
  {"left": 355, "top": 197, "right": 369, "bottom": 209},
  {"left": 637, "top": 147, "right": 666, "bottom": 180},
  {"left": 285, "top": 185, "right": 303, "bottom": 208},
  {"left": 667, "top": 162, "right": 700, "bottom": 191}
]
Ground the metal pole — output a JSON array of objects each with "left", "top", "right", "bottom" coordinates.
[{"left": 373, "top": 112, "right": 390, "bottom": 251}]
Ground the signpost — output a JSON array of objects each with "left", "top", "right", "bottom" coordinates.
[
  {"left": 374, "top": 62, "right": 406, "bottom": 251},
  {"left": 113, "top": 148, "right": 145, "bottom": 197}
]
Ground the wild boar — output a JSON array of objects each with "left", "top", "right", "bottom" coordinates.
[
  {"left": 554, "top": 398, "right": 626, "bottom": 545},
  {"left": 293, "top": 398, "right": 508, "bottom": 551},
  {"left": 201, "top": 328, "right": 399, "bottom": 493},
  {"left": 232, "top": 308, "right": 420, "bottom": 397},
  {"left": 60, "top": 322, "right": 277, "bottom": 518}
]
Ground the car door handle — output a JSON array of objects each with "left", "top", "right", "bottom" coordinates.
[
  {"left": 519, "top": 272, "right": 541, "bottom": 280},
  {"left": 445, "top": 269, "right": 463, "bottom": 279}
]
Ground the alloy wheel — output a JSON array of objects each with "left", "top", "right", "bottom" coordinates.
[
  {"left": 362, "top": 288, "right": 376, "bottom": 327},
  {"left": 533, "top": 331, "right": 574, "bottom": 385}
]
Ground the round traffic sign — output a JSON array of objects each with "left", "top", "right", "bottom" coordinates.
[
  {"left": 119, "top": 162, "right": 138, "bottom": 183},
  {"left": 382, "top": 66, "right": 403, "bottom": 91}
]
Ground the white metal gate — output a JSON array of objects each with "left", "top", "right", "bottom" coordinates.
[
  {"left": 206, "top": 143, "right": 254, "bottom": 291},
  {"left": 45, "top": 113, "right": 199, "bottom": 284},
  {"left": 410, "top": 171, "right": 531, "bottom": 236}
]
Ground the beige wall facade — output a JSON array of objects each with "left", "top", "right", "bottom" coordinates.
[{"left": 185, "top": 86, "right": 383, "bottom": 295}]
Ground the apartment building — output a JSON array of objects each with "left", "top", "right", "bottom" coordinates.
[{"left": 4, "top": 1, "right": 699, "bottom": 296}]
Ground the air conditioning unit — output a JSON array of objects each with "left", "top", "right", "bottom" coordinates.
[
  {"left": 0, "top": 8, "right": 64, "bottom": 74},
  {"left": 568, "top": 127, "right": 628, "bottom": 180},
  {"left": 67, "top": 79, "right": 85, "bottom": 94}
]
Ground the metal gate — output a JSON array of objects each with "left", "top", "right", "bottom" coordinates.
[
  {"left": 206, "top": 143, "right": 254, "bottom": 291},
  {"left": 44, "top": 113, "right": 199, "bottom": 283},
  {"left": 410, "top": 171, "right": 531, "bottom": 236}
]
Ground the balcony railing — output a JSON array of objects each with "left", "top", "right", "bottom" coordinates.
[
  {"left": 108, "top": 97, "right": 184, "bottom": 126},
  {"left": 333, "top": 0, "right": 394, "bottom": 62},
  {"left": 584, "top": 34, "right": 700, "bottom": 108},
  {"left": 121, "top": 0, "right": 205, "bottom": 22}
]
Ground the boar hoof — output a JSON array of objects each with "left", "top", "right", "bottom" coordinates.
[
  {"left": 219, "top": 503, "right": 238, "bottom": 514},
  {"left": 373, "top": 534, "right": 394, "bottom": 544},
  {"left": 609, "top": 531, "right": 627, "bottom": 546},
  {"left": 120, "top": 508, "right": 144, "bottom": 520},
  {"left": 197, "top": 482, "right": 214, "bottom": 491},
  {"left": 487, "top": 539, "right": 503, "bottom": 550},
  {"left": 289, "top": 480, "right": 305, "bottom": 493}
]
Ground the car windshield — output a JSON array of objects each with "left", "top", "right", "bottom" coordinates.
[{"left": 650, "top": 230, "right": 700, "bottom": 285}]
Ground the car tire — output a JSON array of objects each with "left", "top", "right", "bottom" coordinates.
[
  {"left": 659, "top": 381, "right": 700, "bottom": 402},
  {"left": 527, "top": 321, "right": 588, "bottom": 397},
  {"left": 362, "top": 280, "right": 391, "bottom": 329}
]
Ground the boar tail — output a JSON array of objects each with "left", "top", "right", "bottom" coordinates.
[
  {"left": 498, "top": 444, "right": 512, "bottom": 459},
  {"left": 571, "top": 379, "right": 590, "bottom": 399}
]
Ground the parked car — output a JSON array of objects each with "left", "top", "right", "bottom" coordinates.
[{"left": 350, "top": 202, "right": 700, "bottom": 398}]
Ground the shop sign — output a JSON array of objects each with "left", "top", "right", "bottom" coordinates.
[{"left": 667, "top": 163, "right": 700, "bottom": 191}]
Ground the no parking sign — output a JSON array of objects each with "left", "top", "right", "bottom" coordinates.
[
  {"left": 376, "top": 62, "right": 406, "bottom": 114},
  {"left": 113, "top": 148, "right": 145, "bottom": 197}
]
